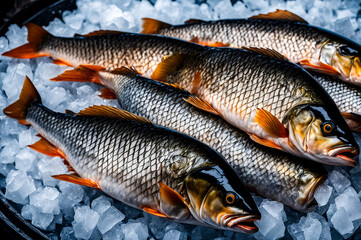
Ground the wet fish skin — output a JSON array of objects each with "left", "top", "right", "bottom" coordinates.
[
  {"left": 99, "top": 69, "right": 328, "bottom": 212},
  {"left": 4, "top": 77, "right": 260, "bottom": 233},
  {"left": 314, "top": 72, "right": 361, "bottom": 115}
]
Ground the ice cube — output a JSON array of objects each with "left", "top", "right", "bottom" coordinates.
[
  {"left": 5, "top": 170, "right": 36, "bottom": 204},
  {"left": 102, "top": 222, "right": 124, "bottom": 240},
  {"left": 308, "top": 212, "right": 331, "bottom": 240},
  {"left": 146, "top": 214, "right": 170, "bottom": 239},
  {"left": 37, "top": 157, "right": 67, "bottom": 187},
  {"left": 334, "top": 17, "right": 356, "bottom": 38},
  {"left": 163, "top": 229, "right": 187, "bottom": 240},
  {"left": 91, "top": 195, "right": 113, "bottom": 215},
  {"left": 60, "top": 226, "right": 75, "bottom": 240},
  {"left": 21, "top": 204, "right": 33, "bottom": 220},
  {"left": 63, "top": 11, "right": 85, "bottom": 30},
  {"left": 328, "top": 170, "right": 350, "bottom": 194},
  {"left": 59, "top": 181, "right": 84, "bottom": 204},
  {"left": 15, "top": 148, "right": 36, "bottom": 173},
  {"left": 335, "top": 187, "right": 361, "bottom": 222},
  {"left": 121, "top": 219, "right": 149, "bottom": 240},
  {"left": 29, "top": 186, "right": 60, "bottom": 214},
  {"left": 18, "top": 128, "right": 38, "bottom": 148},
  {"left": 42, "top": 86, "right": 67, "bottom": 110},
  {"left": 5, "top": 24, "right": 28, "bottom": 49},
  {"left": 0, "top": 139, "right": 20, "bottom": 164},
  {"left": 331, "top": 207, "right": 354, "bottom": 236},
  {"left": 72, "top": 206, "right": 100, "bottom": 240},
  {"left": 254, "top": 200, "right": 285, "bottom": 239},
  {"left": 303, "top": 217, "right": 322, "bottom": 240},
  {"left": 31, "top": 211, "right": 54, "bottom": 230},
  {"left": 97, "top": 206, "right": 125, "bottom": 234},
  {"left": 314, "top": 183, "right": 333, "bottom": 206}
]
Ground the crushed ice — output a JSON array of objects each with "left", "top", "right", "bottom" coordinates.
[{"left": 0, "top": 0, "right": 361, "bottom": 239}]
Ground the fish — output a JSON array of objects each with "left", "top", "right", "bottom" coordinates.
[
  {"left": 1, "top": 23, "right": 205, "bottom": 77},
  {"left": 51, "top": 66, "right": 328, "bottom": 212},
  {"left": 3, "top": 24, "right": 359, "bottom": 165},
  {"left": 146, "top": 47, "right": 359, "bottom": 166},
  {"left": 141, "top": 9, "right": 361, "bottom": 86},
  {"left": 312, "top": 72, "right": 361, "bottom": 132},
  {"left": 3, "top": 76, "right": 261, "bottom": 233}
]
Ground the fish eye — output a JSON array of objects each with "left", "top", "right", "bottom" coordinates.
[
  {"left": 338, "top": 46, "right": 357, "bottom": 57},
  {"left": 321, "top": 121, "right": 335, "bottom": 135},
  {"left": 225, "top": 193, "right": 236, "bottom": 205}
]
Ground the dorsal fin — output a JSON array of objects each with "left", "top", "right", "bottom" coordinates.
[
  {"left": 241, "top": 47, "right": 289, "bottom": 62},
  {"left": 151, "top": 53, "right": 187, "bottom": 81},
  {"left": 185, "top": 19, "right": 205, "bottom": 24},
  {"left": 249, "top": 9, "right": 308, "bottom": 24},
  {"left": 77, "top": 105, "right": 152, "bottom": 124},
  {"left": 110, "top": 66, "right": 138, "bottom": 77},
  {"left": 75, "top": 30, "right": 124, "bottom": 37},
  {"left": 141, "top": 18, "right": 172, "bottom": 34}
]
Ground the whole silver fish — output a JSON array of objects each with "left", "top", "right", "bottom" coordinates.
[
  {"left": 53, "top": 66, "right": 328, "bottom": 212},
  {"left": 3, "top": 77, "right": 261, "bottom": 233}
]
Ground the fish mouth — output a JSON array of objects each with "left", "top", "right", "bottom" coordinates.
[
  {"left": 327, "top": 146, "right": 359, "bottom": 167},
  {"left": 224, "top": 215, "right": 260, "bottom": 233}
]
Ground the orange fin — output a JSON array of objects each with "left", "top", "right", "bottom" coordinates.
[
  {"left": 342, "top": 112, "right": 361, "bottom": 133},
  {"left": 99, "top": 88, "right": 117, "bottom": 99},
  {"left": 65, "top": 109, "right": 76, "bottom": 115},
  {"left": 53, "top": 59, "right": 73, "bottom": 67},
  {"left": 250, "top": 9, "right": 308, "bottom": 24},
  {"left": 183, "top": 95, "right": 219, "bottom": 115},
  {"left": 298, "top": 59, "right": 340, "bottom": 76},
  {"left": 51, "top": 65, "right": 104, "bottom": 85},
  {"left": 191, "top": 71, "right": 201, "bottom": 94},
  {"left": 151, "top": 53, "right": 186, "bottom": 81},
  {"left": 28, "top": 137, "right": 66, "bottom": 159},
  {"left": 162, "top": 82, "right": 185, "bottom": 91},
  {"left": 76, "top": 30, "right": 124, "bottom": 37},
  {"left": 52, "top": 174, "right": 100, "bottom": 189},
  {"left": 254, "top": 108, "right": 288, "bottom": 138},
  {"left": 2, "top": 23, "right": 52, "bottom": 58},
  {"left": 190, "top": 37, "right": 230, "bottom": 47},
  {"left": 242, "top": 47, "right": 289, "bottom": 61},
  {"left": 141, "top": 18, "right": 171, "bottom": 34},
  {"left": 249, "top": 134, "right": 283, "bottom": 151},
  {"left": 158, "top": 182, "right": 189, "bottom": 219},
  {"left": 77, "top": 105, "right": 152, "bottom": 124},
  {"left": 110, "top": 66, "right": 138, "bottom": 77},
  {"left": 185, "top": 19, "right": 205, "bottom": 24},
  {"left": 142, "top": 207, "right": 168, "bottom": 218},
  {"left": 3, "top": 76, "right": 41, "bottom": 121}
]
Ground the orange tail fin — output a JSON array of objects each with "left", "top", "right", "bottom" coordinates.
[
  {"left": 50, "top": 65, "right": 104, "bottom": 85},
  {"left": 141, "top": 18, "right": 171, "bottom": 34},
  {"left": 2, "top": 23, "right": 52, "bottom": 58},
  {"left": 3, "top": 76, "right": 42, "bottom": 122}
]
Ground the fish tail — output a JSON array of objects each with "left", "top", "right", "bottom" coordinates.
[
  {"left": 2, "top": 23, "right": 52, "bottom": 58},
  {"left": 141, "top": 18, "right": 171, "bottom": 34},
  {"left": 3, "top": 76, "right": 41, "bottom": 122},
  {"left": 50, "top": 65, "right": 105, "bottom": 85}
]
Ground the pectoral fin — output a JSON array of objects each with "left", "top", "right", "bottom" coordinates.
[
  {"left": 52, "top": 59, "right": 73, "bottom": 67},
  {"left": 142, "top": 207, "right": 168, "bottom": 218},
  {"left": 249, "top": 134, "right": 283, "bottom": 151},
  {"left": 298, "top": 59, "right": 340, "bottom": 76},
  {"left": 99, "top": 88, "right": 117, "bottom": 99},
  {"left": 254, "top": 108, "right": 288, "bottom": 138},
  {"left": 183, "top": 95, "right": 220, "bottom": 115},
  {"left": 52, "top": 174, "right": 101, "bottom": 189},
  {"left": 190, "top": 37, "right": 230, "bottom": 47},
  {"left": 158, "top": 182, "right": 190, "bottom": 219}
]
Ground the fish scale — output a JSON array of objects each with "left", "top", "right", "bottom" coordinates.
[
  {"left": 106, "top": 72, "right": 327, "bottom": 211},
  {"left": 158, "top": 19, "right": 318, "bottom": 62},
  {"left": 25, "top": 104, "right": 217, "bottom": 210}
]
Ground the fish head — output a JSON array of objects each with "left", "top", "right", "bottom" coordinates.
[
  {"left": 317, "top": 39, "right": 361, "bottom": 85},
  {"left": 285, "top": 103, "right": 359, "bottom": 166},
  {"left": 184, "top": 166, "right": 260, "bottom": 233}
]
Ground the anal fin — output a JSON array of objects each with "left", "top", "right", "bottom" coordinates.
[
  {"left": 183, "top": 95, "right": 220, "bottom": 115},
  {"left": 28, "top": 137, "right": 66, "bottom": 159},
  {"left": 52, "top": 174, "right": 101, "bottom": 189},
  {"left": 53, "top": 59, "right": 73, "bottom": 67},
  {"left": 142, "top": 207, "right": 168, "bottom": 218},
  {"left": 99, "top": 88, "right": 117, "bottom": 99}
]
